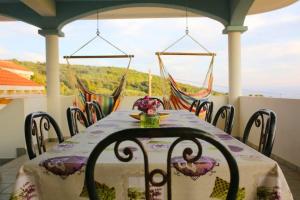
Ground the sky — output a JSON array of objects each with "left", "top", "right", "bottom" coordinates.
[{"left": 0, "top": 2, "right": 299, "bottom": 98}]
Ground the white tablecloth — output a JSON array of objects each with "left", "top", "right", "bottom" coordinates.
[{"left": 12, "top": 110, "right": 293, "bottom": 200}]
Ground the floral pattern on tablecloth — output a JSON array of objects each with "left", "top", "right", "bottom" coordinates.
[
  {"left": 257, "top": 166, "right": 282, "bottom": 200},
  {"left": 172, "top": 156, "right": 219, "bottom": 180},
  {"left": 227, "top": 145, "right": 244, "bottom": 152},
  {"left": 80, "top": 181, "right": 116, "bottom": 199},
  {"left": 39, "top": 156, "right": 87, "bottom": 178},
  {"left": 10, "top": 181, "right": 37, "bottom": 200},
  {"left": 210, "top": 177, "right": 246, "bottom": 200}
]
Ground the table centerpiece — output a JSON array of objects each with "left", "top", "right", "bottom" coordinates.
[{"left": 134, "top": 96, "right": 161, "bottom": 128}]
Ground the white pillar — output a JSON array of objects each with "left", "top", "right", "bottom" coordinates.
[
  {"left": 224, "top": 26, "right": 247, "bottom": 137},
  {"left": 228, "top": 31, "right": 242, "bottom": 137},
  {"left": 39, "top": 29, "right": 64, "bottom": 138},
  {"left": 45, "top": 34, "right": 60, "bottom": 129},
  {"left": 228, "top": 31, "right": 242, "bottom": 104}
]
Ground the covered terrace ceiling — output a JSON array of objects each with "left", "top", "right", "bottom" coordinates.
[{"left": 0, "top": 0, "right": 298, "bottom": 32}]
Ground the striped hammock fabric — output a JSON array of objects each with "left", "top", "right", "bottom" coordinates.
[
  {"left": 74, "top": 74, "right": 126, "bottom": 116},
  {"left": 158, "top": 53, "right": 214, "bottom": 111}
]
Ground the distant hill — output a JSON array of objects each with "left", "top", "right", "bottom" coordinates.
[{"left": 11, "top": 59, "right": 224, "bottom": 96}]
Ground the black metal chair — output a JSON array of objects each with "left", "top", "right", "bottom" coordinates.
[
  {"left": 212, "top": 105, "right": 235, "bottom": 135},
  {"left": 85, "top": 101, "right": 103, "bottom": 125},
  {"left": 242, "top": 109, "right": 277, "bottom": 157},
  {"left": 195, "top": 101, "right": 214, "bottom": 123},
  {"left": 189, "top": 99, "right": 200, "bottom": 112},
  {"left": 85, "top": 127, "right": 239, "bottom": 200},
  {"left": 132, "top": 97, "right": 165, "bottom": 110},
  {"left": 67, "top": 106, "right": 89, "bottom": 137},
  {"left": 24, "top": 111, "right": 64, "bottom": 160},
  {"left": 92, "top": 100, "right": 105, "bottom": 119}
]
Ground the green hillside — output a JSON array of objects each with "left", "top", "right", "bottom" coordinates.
[{"left": 12, "top": 59, "right": 224, "bottom": 96}]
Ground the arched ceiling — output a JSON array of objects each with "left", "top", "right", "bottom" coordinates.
[
  {"left": 80, "top": 0, "right": 298, "bottom": 20},
  {"left": 0, "top": 0, "right": 298, "bottom": 33},
  {"left": 248, "top": 0, "right": 297, "bottom": 14}
]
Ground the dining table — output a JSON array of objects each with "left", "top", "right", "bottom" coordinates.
[{"left": 11, "top": 110, "right": 293, "bottom": 200}]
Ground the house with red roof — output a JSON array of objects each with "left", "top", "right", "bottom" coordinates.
[
  {"left": 0, "top": 60, "right": 33, "bottom": 79},
  {"left": 0, "top": 61, "right": 44, "bottom": 98}
]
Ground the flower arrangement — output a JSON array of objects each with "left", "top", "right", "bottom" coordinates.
[{"left": 134, "top": 96, "right": 161, "bottom": 116}]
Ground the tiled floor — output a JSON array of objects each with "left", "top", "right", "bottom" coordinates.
[
  {"left": 280, "top": 163, "right": 300, "bottom": 199},
  {"left": 0, "top": 155, "right": 28, "bottom": 200},
  {"left": 1, "top": 155, "right": 300, "bottom": 200}
]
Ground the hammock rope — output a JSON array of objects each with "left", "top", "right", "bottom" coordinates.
[{"left": 64, "top": 9, "right": 134, "bottom": 115}]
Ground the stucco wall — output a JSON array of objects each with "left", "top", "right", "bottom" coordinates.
[
  {"left": 240, "top": 96, "right": 300, "bottom": 167},
  {"left": 0, "top": 96, "right": 72, "bottom": 159},
  {"left": 0, "top": 97, "right": 46, "bottom": 158}
]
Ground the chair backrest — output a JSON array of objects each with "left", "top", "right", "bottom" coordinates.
[
  {"left": 242, "top": 109, "right": 276, "bottom": 157},
  {"left": 85, "top": 127, "right": 239, "bottom": 200},
  {"left": 67, "top": 106, "right": 89, "bottom": 137},
  {"left": 92, "top": 100, "right": 105, "bottom": 119},
  {"left": 132, "top": 97, "right": 165, "bottom": 110},
  {"left": 189, "top": 100, "right": 200, "bottom": 112},
  {"left": 212, "top": 105, "right": 235, "bottom": 135},
  {"left": 85, "top": 101, "right": 103, "bottom": 125},
  {"left": 24, "top": 111, "right": 64, "bottom": 160},
  {"left": 195, "top": 101, "right": 214, "bottom": 123}
]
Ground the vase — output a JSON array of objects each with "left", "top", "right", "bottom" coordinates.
[{"left": 140, "top": 113, "right": 160, "bottom": 128}]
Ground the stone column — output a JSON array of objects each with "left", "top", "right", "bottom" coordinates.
[
  {"left": 39, "top": 29, "right": 64, "bottom": 138},
  {"left": 223, "top": 26, "right": 247, "bottom": 137}
]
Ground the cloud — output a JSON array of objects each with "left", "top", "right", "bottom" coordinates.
[
  {"left": 0, "top": 46, "right": 44, "bottom": 62},
  {"left": 22, "top": 52, "right": 45, "bottom": 62},
  {"left": 242, "top": 40, "right": 300, "bottom": 88},
  {"left": 0, "top": 47, "right": 8, "bottom": 55},
  {"left": 243, "top": 40, "right": 300, "bottom": 68},
  {"left": 0, "top": 21, "right": 38, "bottom": 37},
  {"left": 245, "top": 9, "right": 300, "bottom": 30}
]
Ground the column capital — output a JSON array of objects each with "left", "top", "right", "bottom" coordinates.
[
  {"left": 223, "top": 26, "right": 248, "bottom": 34},
  {"left": 38, "top": 29, "right": 65, "bottom": 37}
]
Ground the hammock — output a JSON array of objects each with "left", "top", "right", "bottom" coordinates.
[
  {"left": 74, "top": 62, "right": 130, "bottom": 116},
  {"left": 158, "top": 53, "right": 214, "bottom": 111},
  {"left": 155, "top": 5, "right": 216, "bottom": 111},
  {"left": 64, "top": 10, "right": 134, "bottom": 116}
]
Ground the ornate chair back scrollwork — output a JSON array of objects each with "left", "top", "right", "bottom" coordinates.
[
  {"left": 24, "top": 111, "right": 64, "bottom": 160},
  {"left": 132, "top": 97, "right": 165, "bottom": 110},
  {"left": 67, "top": 106, "right": 89, "bottom": 137},
  {"left": 85, "top": 101, "right": 103, "bottom": 126},
  {"left": 189, "top": 100, "right": 200, "bottom": 112},
  {"left": 92, "top": 100, "right": 105, "bottom": 119},
  {"left": 242, "top": 109, "right": 277, "bottom": 157},
  {"left": 212, "top": 105, "right": 235, "bottom": 135},
  {"left": 195, "top": 101, "right": 214, "bottom": 123},
  {"left": 85, "top": 127, "right": 239, "bottom": 200}
]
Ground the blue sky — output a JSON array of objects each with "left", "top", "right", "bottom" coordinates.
[{"left": 0, "top": 2, "right": 299, "bottom": 98}]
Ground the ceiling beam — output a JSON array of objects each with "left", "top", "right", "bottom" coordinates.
[
  {"left": 230, "top": 0, "right": 255, "bottom": 25},
  {"left": 21, "top": 0, "right": 56, "bottom": 16}
]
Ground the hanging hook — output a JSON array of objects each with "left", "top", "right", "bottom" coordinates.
[
  {"left": 185, "top": 3, "right": 189, "bottom": 34},
  {"left": 96, "top": 10, "right": 100, "bottom": 36}
]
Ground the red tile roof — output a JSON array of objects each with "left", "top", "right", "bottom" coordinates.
[
  {"left": 0, "top": 60, "right": 30, "bottom": 72},
  {"left": 0, "top": 69, "right": 42, "bottom": 87}
]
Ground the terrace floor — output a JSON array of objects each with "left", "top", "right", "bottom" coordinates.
[{"left": 0, "top": 155, "right": 300, "bottom": 200}]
